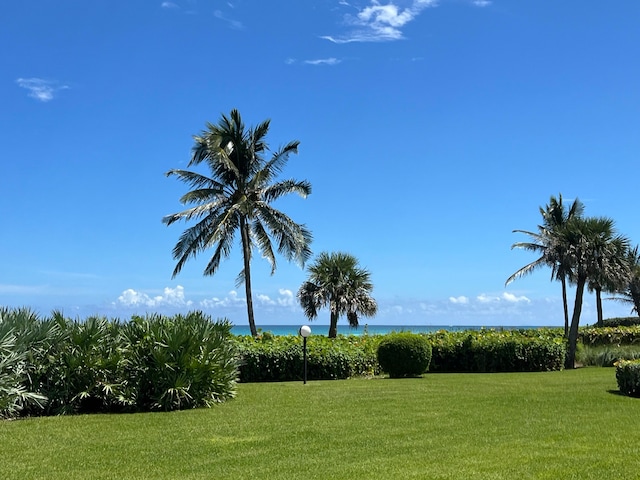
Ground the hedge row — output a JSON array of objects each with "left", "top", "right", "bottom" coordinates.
[
  {"left": 0, "top": 308, "right": 237, "bottom": 418},
  {"left": 234, "top": 329, "right": 567, "bottom": 381},
  {"left": 428, "top": 329, "right": 566, "bottom": 373},
  {"left": 579, "top": 326, "right": 640, "bottom": 347},
  {"left": 234, "top": 333, "right": 379, "bottom": 382}
]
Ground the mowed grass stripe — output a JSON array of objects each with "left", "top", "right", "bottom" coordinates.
[{"left": 1, "top": 368, "right": 638, "bottom": 479}]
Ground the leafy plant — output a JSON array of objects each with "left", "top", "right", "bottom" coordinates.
[
  {"left": 377, "top": 332, "right": 432, "bottom": 378},
  {"left": 615, "top": 359, "right": 640, "bottom": 397}
]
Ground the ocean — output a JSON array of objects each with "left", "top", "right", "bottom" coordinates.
[{"left": 230, "top": 324, "right": 545, "bottom": 336}]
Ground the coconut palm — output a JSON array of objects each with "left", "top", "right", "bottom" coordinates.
[
  {"left": 506, "top": 194, "right": 584, "bottom": 335},
  {"left": 163, "top": 109, "right": 313, "bottom": 337},
  {"left": 298, "top": 252, "right": 377, "bottom": 338},
  {"left": 559, "top": 216, "right": 629, "bottom": 367}
]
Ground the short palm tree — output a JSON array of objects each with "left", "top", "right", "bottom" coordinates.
[
  {"left": 506, "top": 194, "right": 584, "bottom": 335},
  {"left": 609, "top": 246, "right": 640, "bottom": 316},
  {"left": 163, "top": 109, "right": 313, "bottom": 337},
  {"left": 297, "top": 252, "right": 377, "bottom": 338}
]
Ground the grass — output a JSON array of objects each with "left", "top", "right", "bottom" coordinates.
[{"left": 1, "top": 368, "right": 638, "bottom": 479}]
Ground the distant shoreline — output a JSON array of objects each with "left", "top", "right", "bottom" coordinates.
[{"left": 231, "top": 324, "right": 556, "bottom": 336}]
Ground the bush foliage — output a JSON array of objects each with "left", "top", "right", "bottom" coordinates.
[
  {"left": 601, "top": 317, "right": 640, "bottom": 328},
  {"left": 615, "top": 360, "right": 640, "bottom": 397},
  {"left": 578, "top": 326, "right": 640, "bottom": 347},
  {"left": 0, "top": 308, "right": 237, "bottom": 418},
  {"left": 235, "top": 333, "right": 379, "bottom": 382},
  {"left": 428, "top": 329, "right": 566, "bottom": 373},
  {"left": 377, "top": 333, "right": 432, "bottom": 378}
]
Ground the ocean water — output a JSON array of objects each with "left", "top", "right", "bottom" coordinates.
[{"left": 230, "top": 324, "right": 543, "bottom": 336}]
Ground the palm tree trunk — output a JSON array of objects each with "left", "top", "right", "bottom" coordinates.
[
  {"left": 566, "top": 276, "right": 586, "bottom": 369},
  {"left": 328, "top": 303, "right": 338, "bottom": 338},
  {"left": 240, "top": 217, "right": 258, "bottom": 337},
  {"left": 596, "top": 287, "right": 604, "bottom": 327},
  {"left": 561, "top": 276, "right": 569, "bottom": 337}
]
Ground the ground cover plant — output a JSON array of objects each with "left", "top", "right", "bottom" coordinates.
[{"left": 1, "top": 368, "right": 637, "bottom": 480}]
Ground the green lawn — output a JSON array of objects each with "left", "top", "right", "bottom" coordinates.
[{"left": 1, "top": 368, "right": 639, "bottom": 479}]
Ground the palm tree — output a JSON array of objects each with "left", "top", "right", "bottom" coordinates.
[
  {"left": 560, "top": 216, "right": 629, "bottom": 367},
  {"left": 607, "top": 245, "right": 640, "bottom": 317},
  {"left": 587, "top": 236, "right": 631, "bottom": 327},
  {"left": 297, "top": 252, "right": 377, "bottom": 338},
  {"left": 506, "top": 194, "right": 584, "bottom": 336},
  {"left": 163, "top": 109, "right": 313, "bottom": 337}
]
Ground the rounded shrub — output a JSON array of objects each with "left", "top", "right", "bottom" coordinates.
[{"left": 377, "top": 333, "right": 432, "bottom": 378}]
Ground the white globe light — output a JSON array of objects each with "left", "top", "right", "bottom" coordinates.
[{"left": 299, "top": 325, "right": 312, "bottom": 337}]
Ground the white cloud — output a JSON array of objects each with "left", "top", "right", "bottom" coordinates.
[
  {"left": 472, "top": 0, "right": 491, "bottom": 6},
  {"left": 161, "top": 1, "right": 178, "bottom": 8},
  {"left": 117, "top": 285, "right": 193, "bottom": 308},
  {"left": 200, "top": 290, "right": 245, "bottom": 308},
  {"left": 277, "top": 289, "right": 295, "bottom": 307},
  {"left": 213, "top": 10, "right": 244, "bottom": 29},
  {"left": 16, "top": 78, "right": 69, "bottom": 102},
  {"left": 304, "top": 58, "right": 341, "bottom": 66},
  {"left": 502, "top": 292, "right": 531, "bottom": 303},
  {"left": 476, "top": 293, "right": 499, "bottom": 303},
  {"left": 449, "top": 296, "right": 469, "bottom": 304},
  {"left": 322, "top": 0, "right": 437, "bottom": 43}
]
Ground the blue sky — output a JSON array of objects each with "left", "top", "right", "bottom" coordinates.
[{"left": 2, "top": 1, "right": 639, "bottom": 328}]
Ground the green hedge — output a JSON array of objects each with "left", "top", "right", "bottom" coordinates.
[
  {"left": 235, "top": 328, "right": 566, "bottom": 380},
  {"left": 234, "top": 334, "right": 379, "bottom": 382},
  {"left": 579, "top": 326, "right": 640, "bottom": 347},
  {"left": 428, "top": 329, "right": 566, "bottom": 373},
  {"left": 615, "top": 360, "right": 640, "bottom": 397}
]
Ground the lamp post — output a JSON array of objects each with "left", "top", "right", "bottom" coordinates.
[{"left": 299, "top": 325, "right": 311, "bottom": 384}]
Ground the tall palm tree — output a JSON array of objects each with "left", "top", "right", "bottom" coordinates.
[
  {"left": 506, "top": 194, "right": 584, "bottom": 336},
  {"left": 297, "top": 252, "right": 377, "bottom": 338},
  {"left": 606, "top": 245, "right": 640, "bottom": 317},
  {"left": 163, "top": 109, "right": 313, "bottom": 337},
  {"left": 560, "top": 216, "right": 629, "bottom": 367}
]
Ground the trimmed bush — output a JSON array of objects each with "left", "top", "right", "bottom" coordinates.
[
  {"left": 615, "top": 360, "right": 640, "bottom": 397},
  {"left": 235, "top": 334, "right": 379, "bottom": 382},
  {"left": 428, "top": 329, "right": 566, "bottom": 373},
  {"left": 377, "top": 333, "right": 432, "bottom": 378}
]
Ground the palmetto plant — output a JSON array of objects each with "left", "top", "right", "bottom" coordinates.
[
  {"left": 298, "top": 252, "right": 377, "bottom": 338},
  {"left": 121, "top": 312, "right": 237, "bottom": 411},
  {"left": 163, "top": 109, "right": 312, "bottom": 337},
  {"left": 0, "top": 307, "right": 49, "bottom": 418}
]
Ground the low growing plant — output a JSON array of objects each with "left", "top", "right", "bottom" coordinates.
[
  {"left": 377, "top": 332, "right": 432, "bottom": 378},
  {"left": 615, "top": 359, "right": 640, "bottom": 397}
]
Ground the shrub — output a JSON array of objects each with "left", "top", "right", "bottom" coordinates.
[
  {"left": 616, "top": 360, "right": 640, "bottom": 397},
  {"left": 121, "top": 312, "right": 238, "bottom": 411},
  {"left": 0, "top": 308, "right": 238, "bottom": 416},
  {"left": 235, "top": 334, "right": 380, "bottom": 382},
  {"left": 579, "top": 327, "right": 640, "bottom": 347},
  {"left": 428, "top": 329, "right": 565, "bottom": 373},
  {"left": 602, "top": 317, "right": 640, "bottom": 328},
  {"left": 377, "top": 333, "right": 432, "bottom": 378}
]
